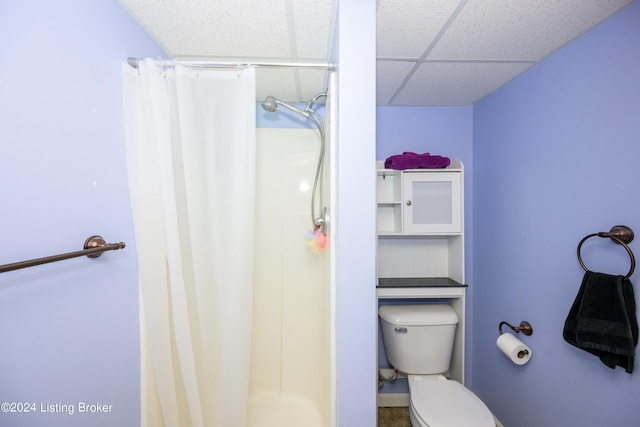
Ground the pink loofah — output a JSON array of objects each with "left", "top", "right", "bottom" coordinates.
[{"left": 306, "top": 229, "right": 327, "bottom": 253}]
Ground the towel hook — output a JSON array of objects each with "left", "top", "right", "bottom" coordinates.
[{"left": 577, "top": 225, "right": 635, "bottom": 279}]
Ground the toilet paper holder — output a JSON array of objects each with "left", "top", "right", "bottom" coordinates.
[
  {"left": 497, "top": 321, "right": 533, "bottom": 363},
  {"left": 499, "top": 320, "right": 533, "bottom": 336}
]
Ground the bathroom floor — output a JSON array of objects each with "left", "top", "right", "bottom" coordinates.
[{"left": 378, "top": 407, "right": 411, "bottom": 427}]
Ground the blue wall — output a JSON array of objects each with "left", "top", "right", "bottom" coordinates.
[
  {"left": 0, "top": 2, "right": 163, "bottom": 426},
  {"left": 473, "top": 2, "right": 640, "bottom": 426},
  {"left": 376, "top": 106, "right": 473, "bottom": 163},
  {"left": 335, "top": 1, "right": 378, "bottom": 425}
]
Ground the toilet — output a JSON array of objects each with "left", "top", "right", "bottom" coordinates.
[{"left": 379, "top": 304, "right": 495, "bottom": 427}]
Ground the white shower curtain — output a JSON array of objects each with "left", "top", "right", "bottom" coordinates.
[{"left": 122, "top": 59, "right": 256, "bottom": 427}]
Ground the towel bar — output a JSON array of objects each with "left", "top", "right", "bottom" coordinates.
[
  {"left": 577, "top": 225, "right": 635, "bottom": 279},
  {"left": 0, "top": 235, "right": 125, "bottom": 274}
]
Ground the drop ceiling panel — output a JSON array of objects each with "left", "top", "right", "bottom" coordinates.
[
  {"left": 376, "top": 0, "right": 462, "bottom": 59},
  {"left": 292, "top": 0, "right": 335, "bottom": 60},
  {"left": 256, "top": 68, "right": 300, "bottom": 103},
  {"left": 119, "top": 0, "right": 633, "bottom": 105},
  {"left": 255, "top": 68, "right": 328, "bottom": 103},
  {"left": 376, "top": 61, "right": 417, "bottom": 105},
  {"left": 119, "top": 0, "right": 292, "bottom": 58},
  {"left": 297, "top": 69, "right": 331, "bottom": 99},
  {"left": 429, "top": 0, "right": 634, "bottom": 60},
  {"left": 393, "top": 62, "right": 535, "bottom": 106}
]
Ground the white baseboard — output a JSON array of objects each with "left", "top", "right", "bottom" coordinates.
[{"left": 377, "top": 393, "right": 409, "bottom": 407}]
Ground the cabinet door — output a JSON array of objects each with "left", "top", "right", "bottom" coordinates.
[{"left": 403, "top": 171, "right": 461, "bottom": 233}]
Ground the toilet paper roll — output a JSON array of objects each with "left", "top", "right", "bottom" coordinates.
[{"left": 496, "top": 332, "right": 532, "bottom": 365}]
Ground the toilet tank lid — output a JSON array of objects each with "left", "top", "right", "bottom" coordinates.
[{"left": 379, "top": 304, "right": 458, "bottom": 326}]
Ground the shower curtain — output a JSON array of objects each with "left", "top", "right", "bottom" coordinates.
[{"left": 122, "top": 59, "right": 256, "bottom": 427}]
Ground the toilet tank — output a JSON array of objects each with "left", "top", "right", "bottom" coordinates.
[{"left": 379, "top": 304, "right": 458, "bottom": 375}]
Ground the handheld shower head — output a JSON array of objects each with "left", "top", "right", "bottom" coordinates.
[
  {"left": 261, "top": 95, "right": 310, "bottom": 118},
  {"left": 261, "top": 96, "right": 278, "bottom": 113},
  {"left": 261, "top": 91, "right": 329, "bottom": 234}
]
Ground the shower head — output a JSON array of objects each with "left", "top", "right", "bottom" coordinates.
[
  {"left": 261, "top": 95, "right": 310, "bottom": 118},
  {"left": 262, "top": 91, "right": 328, "bottom": 232},
  {"left": 261, "top": 96, "right": 279, "bottom": 113}
]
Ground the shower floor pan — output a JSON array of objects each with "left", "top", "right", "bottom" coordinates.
[{"left": 247, "top": 392, "right": 324, "bottom": 427}]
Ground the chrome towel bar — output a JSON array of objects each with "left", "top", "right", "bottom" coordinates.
[{"left": 0, "top": 235, "right": 125, "bottom": 274}]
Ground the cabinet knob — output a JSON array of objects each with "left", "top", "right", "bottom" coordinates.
[{"left": 406, "top": 200, "right": 412, "bottom": 206}]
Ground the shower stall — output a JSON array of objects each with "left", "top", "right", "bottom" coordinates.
[
  {"left": 123, "top": 59, "right": 335, "bottom": 427},
  {"left": 249, "top": 88, "right": 334, "bottom": 427}
]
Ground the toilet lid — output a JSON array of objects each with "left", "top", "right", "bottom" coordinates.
[{"left": 411, "top": 380, "right": 494, "bottom": 427}]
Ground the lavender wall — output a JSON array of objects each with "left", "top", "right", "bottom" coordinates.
[
  {"left": 376, "top": 106, "right": 473, "bottom": 279},
  {"left": 473, "top": 2, "right": 640, "bottom": 426},
  {"left": 376, "top": 106, "right": 473, "bottom": 164},
  {"left": 0, "top": 2, "right": 164, "bottom": 426},
  {"left": 335, "top": 1, "right": 378, "bottom": 425}
]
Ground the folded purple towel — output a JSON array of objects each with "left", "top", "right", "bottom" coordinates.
[{"left": 384, "top": 152, "right": 450, "bottom": 170}]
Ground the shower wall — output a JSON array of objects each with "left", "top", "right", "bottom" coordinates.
[{"left": 250, "top": 128, "right": 332, "bottom": 426}]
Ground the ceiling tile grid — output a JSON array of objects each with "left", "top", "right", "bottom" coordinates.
[
  {"left": 394, "top": 61, "right": 535, "bottom": 106},
  {"left": 376, "top": 0, "right": 463, "bottom": 59},
  {"left": 118, "top": 0, "right": 634, "bottom": 105},
  {"left": 376, "top": 61, "right": 418, "bottom": 105},
  {"left": 428, "top": 0, "right": 634, "bottom": 60},
  {"left": 380, "top": 0, "right": 634, "bottom": 105}
]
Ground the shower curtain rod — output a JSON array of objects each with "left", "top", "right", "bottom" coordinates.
[{"left": 127, "top": 57, "right": 335, "bottom": 71}]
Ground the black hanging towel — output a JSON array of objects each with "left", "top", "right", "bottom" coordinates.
[{"left": 563, "top": 271, "right": 638, "bottom": 373}]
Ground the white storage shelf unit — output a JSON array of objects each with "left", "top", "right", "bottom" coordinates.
[
  {"left": 376, "top": 159, "right": 466, "bottom": 391},
  {"left": 376, "top": 159, "right": 465, "bottom": 287}
]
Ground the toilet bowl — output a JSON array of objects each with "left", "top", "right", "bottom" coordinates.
[
  {"left": 407, "top": 375, "right": 494, "bottom": 427},
  {"left": 379, "top": 304, "right": 495, "bottom": 427}
]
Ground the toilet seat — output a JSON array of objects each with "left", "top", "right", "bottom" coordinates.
[{"left": 410, "top": 378, "right": 494, "bottom": 427}]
